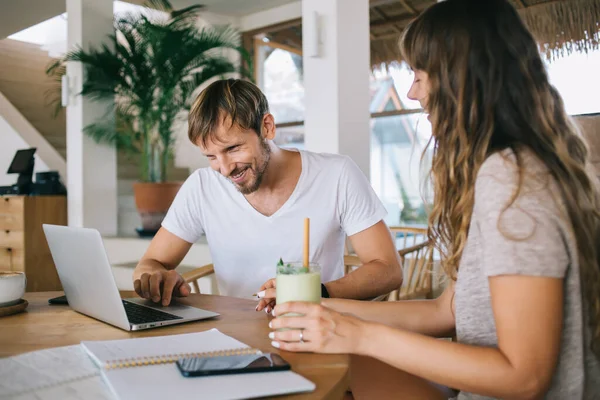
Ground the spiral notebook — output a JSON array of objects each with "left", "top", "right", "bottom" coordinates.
[
  {"left": 81, "top": 328, "right": 316, "bottom": 400},
  {"left": 0, "top": 345, "right": 112, "bottom": 400}
]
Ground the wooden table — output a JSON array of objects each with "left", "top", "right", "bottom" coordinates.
[{"left": 0, "top": 292, "right": 350, "bottom": 400}]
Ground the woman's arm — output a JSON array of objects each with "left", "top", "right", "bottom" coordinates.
[
  {"left": 272, "top": 275, "right": 562, "bottom": 399},
  {"left": 357, "top": 275, "right": 563, "bottom": 399},
  {"left": 322, "top": 282, "right": 456, "bottom": 338}
]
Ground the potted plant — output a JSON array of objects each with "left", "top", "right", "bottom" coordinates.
[{"left": 47, "top": 0, "right": 251, "bottom": 235}]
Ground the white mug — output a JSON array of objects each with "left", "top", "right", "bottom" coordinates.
[{"left": 0, "top": 271, "right": 26, "bottom": 307}]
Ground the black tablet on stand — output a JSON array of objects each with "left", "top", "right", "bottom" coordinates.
[{"left": 0, "top": 148, "right": 36, "bottom": 195}]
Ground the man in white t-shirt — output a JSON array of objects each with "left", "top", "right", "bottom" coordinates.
[{"left": 132, "top": 79, "right": 402, "bottom": 310}]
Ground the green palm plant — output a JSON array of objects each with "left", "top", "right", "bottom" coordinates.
[{"left": 47, "top": 0, "right": 251, "bottom": 182}]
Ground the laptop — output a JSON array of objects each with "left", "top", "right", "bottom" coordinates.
[{"left": 42, "top": 224, "right": 219, "bottom": 331}]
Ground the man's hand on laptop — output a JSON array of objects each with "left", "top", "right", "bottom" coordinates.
[
  {"left": 134, "top": 270, "right": 191, "bottom": 307},
  {"left": 255, "top": 278, "right": 276, "bottom": 313}
]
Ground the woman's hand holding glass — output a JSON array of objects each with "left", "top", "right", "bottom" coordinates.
[{"left": 268, "top": 301, "right": 368, "bottom": 354}]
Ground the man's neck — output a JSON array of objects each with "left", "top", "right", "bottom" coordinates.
[
  {"left": 252, "top": 145, "right": 296, "bottom": 195},
  {"left": 242, "top": 146, "right": 302, "bottom": 216}
]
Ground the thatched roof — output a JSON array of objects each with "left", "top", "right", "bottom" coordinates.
[
  {"left": 520, "top": 0, "right": 600, "bottom": 60},
  {"left": 372, "top": 0, "right": 600, "bottom": 67},
  {"left": 247, "top": 0, "right": 600, "bottom": 69}
]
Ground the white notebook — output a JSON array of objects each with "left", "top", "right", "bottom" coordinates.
[
  {"left": 0, "top": 345, "right": 112, "bottom": 400},
  {"left": 81, "top": 328, "right": 316, "bottom": 400}
]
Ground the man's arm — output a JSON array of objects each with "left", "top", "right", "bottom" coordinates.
[
  {"left": 133, "top": 227, "right": 194, "bottom": 306},
  {"left": 332, "top": 156, "right": 401, "bottom": 299},
  {"left": 325, "top": 220, "right": 402, "bottom": 299}
]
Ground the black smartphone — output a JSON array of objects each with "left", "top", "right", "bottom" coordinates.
[
  {"left": 176, "top": 353, "right": 291, "bottom": 377},
  {"left": 48, "top": 295, "right": 69, "bottom": 305}
]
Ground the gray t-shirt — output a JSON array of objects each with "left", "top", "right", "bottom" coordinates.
[{"left": 454, "top": 150, "right": 600, "bottom": 399}]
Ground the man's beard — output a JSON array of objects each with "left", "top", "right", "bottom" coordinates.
[{"left": 231, "top": 139, "right": 271, "bottom": 195}]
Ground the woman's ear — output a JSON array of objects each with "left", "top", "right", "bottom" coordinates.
[{"left": 262, "top": 113, "right": 276, "bottom": 140}]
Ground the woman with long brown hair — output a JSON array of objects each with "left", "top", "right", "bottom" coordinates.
[{"left": 267, "top": 0, "right": 600, "bottom": 398}]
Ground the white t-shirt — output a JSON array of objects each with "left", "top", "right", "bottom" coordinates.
[{"left": 161, "top": 150, "right": 387, "bottom": 297}]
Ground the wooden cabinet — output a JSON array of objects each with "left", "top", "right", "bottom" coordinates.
[{"left": 0, "top": 195, "right": 67, "bottom": 291}]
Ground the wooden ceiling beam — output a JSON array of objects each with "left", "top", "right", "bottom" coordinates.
[
  {"left": 243, "top": 18, "right": 301, "bottom": 35},
  {"left": 398, "top": 0, "right": 417, "bottom": 14},
  {"left": 268, "top": 29, "right": 303, "bottom": 49},
  {"left": 372, "top": 6, "right": 388, "bottom": 20},
  {"left": 256, "top": 38, "right": 302, "bottom": 56},
  {"left": 372, "top": 30, "right": 405, "bottom": 41},
  {"left": 372, "top": 6, "right": 402, "bottom": 33},
  {"left": 370, "top": 0, "right": 406, "bottom": 8},
  {"left": 243, "top": 1, "right": 419, "bottom": 35},
  {"left": 370, "top": 13, "right": 413, "bottom": 28}
]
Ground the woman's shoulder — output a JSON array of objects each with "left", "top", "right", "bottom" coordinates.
[
  {"left": 474, "top": 148, "right": 566, "bottom": 222},
  {"left": 476, "top": 148, "right": 555, "bottom": 196},
  {"left": 478, "top": 148, "right": 549, "bottom": 182}
]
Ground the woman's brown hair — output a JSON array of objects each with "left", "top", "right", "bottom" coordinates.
[{"left": 400, "top": 0, "right": 600, "bottom": 356}]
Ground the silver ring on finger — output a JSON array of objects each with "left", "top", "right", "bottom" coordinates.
[{"left": 299, "top": 330, "right": 304, "bottom": 343}]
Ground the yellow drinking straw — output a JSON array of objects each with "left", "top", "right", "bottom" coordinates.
[{"left": 303, "top": 217, "right": 310, "bottom": 267}]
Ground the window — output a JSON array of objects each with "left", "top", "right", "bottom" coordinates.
[
  {"left": 383, "top": 99, "right": 397, "bottom": 112},
  {"left": 274, "top": 124, "right": 305, "bottom": 150},
  {"left": 256, "top": 40, "right": 304, "bottom": 125},
  {"left": 370, "top": 63, "right": 432, "bottom": 226}
]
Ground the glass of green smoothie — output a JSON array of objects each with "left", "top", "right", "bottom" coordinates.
[{"left": 275, "top": 259, "right": 321, "bottom": 318}]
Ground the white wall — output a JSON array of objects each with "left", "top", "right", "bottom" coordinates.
[
  {"left": 239, "top": 1, "right": 301, "bottom": 32},
  {"left": 0, "top": 90, "right": 66, "bottom": 181},
  {"left": 173, "top": 117, "right": 210, "bottom": 172},
  {"left": 0, "top": 117, "right": 50, "bottom": 185},
  {"left": 199, "top": 12, "right": 241, "bottom": 29}
]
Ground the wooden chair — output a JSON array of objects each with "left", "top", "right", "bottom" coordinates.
[
  {"left": 343, "top": 254, "right": 362, "bottom": 276},
  {"left": 388, "top": 239, "right": 435, "bottom": 301},
  {"left": 388, "top": 226, "right": 428, "bottom": 250},
  {"left": 344, "top": 237, "right": 435, "bottom": 302},
  {"left": 344, "top": 225, "right": 427, "bottom": 256},
  {"left": 180, "top": 263, "right": 215, "bottom": 294}
]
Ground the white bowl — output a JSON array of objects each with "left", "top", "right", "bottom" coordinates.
[{"left": 0, "top": 271, "right": 26, "bottom": 307}]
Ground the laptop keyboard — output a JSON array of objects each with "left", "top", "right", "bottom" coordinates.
[{"left": 123, "top": 301, "right": 183, "bottom": 325}]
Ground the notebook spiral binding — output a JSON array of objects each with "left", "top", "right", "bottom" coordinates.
[{"left": 103, "top": 347, "right": 263, "bottom": 370}]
